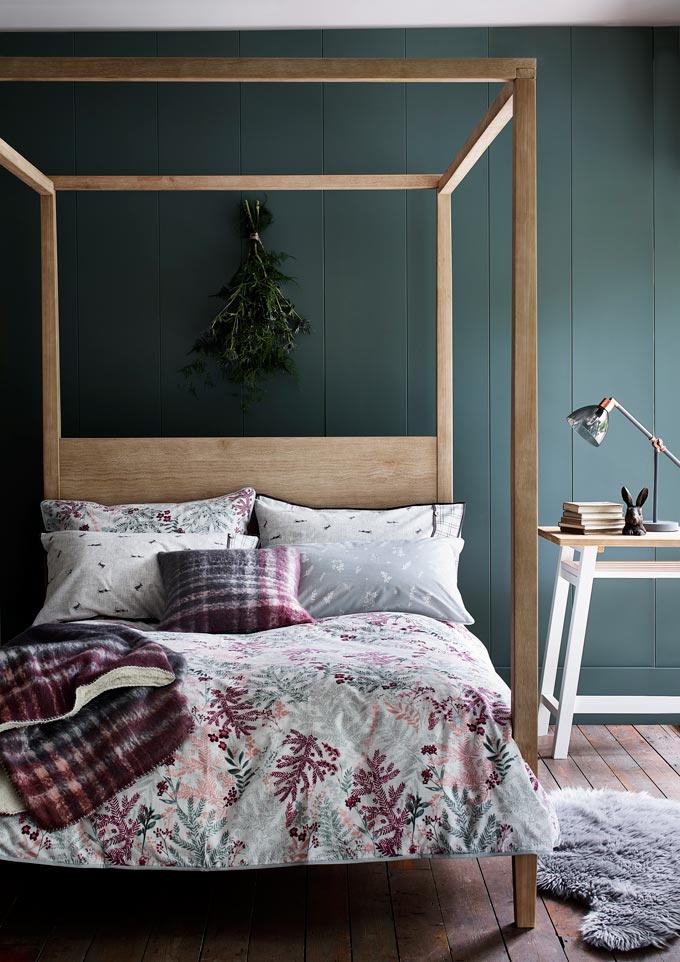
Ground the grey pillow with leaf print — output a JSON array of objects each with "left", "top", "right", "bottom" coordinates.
[
  {"left": 34, "top": 530, "right": 258, "bottom": 625},
  {"left": 41, "top": 487, "right": 256, "bottom": 535},
  {"left": 255, "top": 495, "right": 465, "bottom": 547},
  {"left": 295, "top": 538, "right": 473, "bottom": 624}
]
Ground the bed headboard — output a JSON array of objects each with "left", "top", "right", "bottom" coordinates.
[{"left": 56, "top": 436, "right": 442, "bottom": 508}]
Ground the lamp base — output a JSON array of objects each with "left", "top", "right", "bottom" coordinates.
[{"left": 645, "top": 520, "right": 679, "bottom": 532}]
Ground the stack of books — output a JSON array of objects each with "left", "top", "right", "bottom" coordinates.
[{"left": 559, "top": 501, "right": 624, "bottom": 534}]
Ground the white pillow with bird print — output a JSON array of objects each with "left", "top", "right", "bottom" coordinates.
[
  {"left": 34, "top": 531, "right": 258, "bottom": 625},
  {"left": 255, "top": 495, "right": 465, "bottom": 547}
]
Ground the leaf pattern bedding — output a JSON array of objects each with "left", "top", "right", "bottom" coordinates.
[{"left": 0, "top": 612, "right": 557, "bottom": 869}]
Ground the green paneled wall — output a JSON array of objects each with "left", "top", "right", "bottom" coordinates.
[{"left": 1, "top": 28, "right": 679, "bottom": 717}]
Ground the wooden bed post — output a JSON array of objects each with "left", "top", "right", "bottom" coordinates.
[
  {"left": 41, "top": 191, "right": 61, "bottom": 499},
  {"left": 436, "top": 191, "right": 454, "bottom": 502},
  {"left": 510, "top": 74, "right": 538, "bottom": 928}
]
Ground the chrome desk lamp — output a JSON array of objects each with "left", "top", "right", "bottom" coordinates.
[{"left": 567, "top": 397, "right": 680, "bottom": 532}]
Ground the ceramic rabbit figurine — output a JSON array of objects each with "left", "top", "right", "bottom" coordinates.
[{"left": 622, "top": 486, "right": 648, "bottom": 536}]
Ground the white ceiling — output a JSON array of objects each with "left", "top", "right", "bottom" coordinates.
[{"left": 0, "top": 0, "right": 678, "bottom": 31}]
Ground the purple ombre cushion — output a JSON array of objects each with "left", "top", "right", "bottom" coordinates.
[{"left": 157, "top": 547, "right": 314, "bottom": 634}]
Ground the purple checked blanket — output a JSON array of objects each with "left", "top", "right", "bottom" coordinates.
[{"left": 0, "top": 622, "right": 193, "bottom": 831}]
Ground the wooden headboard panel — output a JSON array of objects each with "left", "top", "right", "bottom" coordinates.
[{"left": 58, "top": 436, "right": 440, "bottom": 508}]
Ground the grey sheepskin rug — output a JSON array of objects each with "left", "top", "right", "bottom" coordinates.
[{"left": 538, "top": 788, "right": 680, "bottom": 951}]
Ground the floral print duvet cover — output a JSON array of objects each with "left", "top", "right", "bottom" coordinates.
[{"left": 0, "top": 612, "right": 557, "bottom": 869}]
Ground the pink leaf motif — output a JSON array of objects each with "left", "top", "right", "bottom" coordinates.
[
  {"left": 384, "top": 700, "right": 420, "bottom": 730},
  {"left": 346, "top": 749, "right": 408, "bottom": 858},
  {"left": 205, "top": 684, "right": 260, "bottom": 740},
  {"left": 231, "top": 491, "right": 254, "bottom": 518},
  {"left": 272, "top": 730, "right": 340, "bottom": 803}
]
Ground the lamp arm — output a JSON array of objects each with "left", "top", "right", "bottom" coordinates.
[{"left": 606, "top": 398, "right": 680, "bottom": 471}]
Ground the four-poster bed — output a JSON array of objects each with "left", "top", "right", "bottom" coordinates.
[{"left": 0, "top": 55, "right": 539, "bottom": 927}]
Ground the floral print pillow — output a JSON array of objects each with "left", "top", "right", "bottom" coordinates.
[{"left": 41, "top": 487, "right": 256, "bottom": 536}]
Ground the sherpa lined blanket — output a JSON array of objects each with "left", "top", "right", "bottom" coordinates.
[{"left": 0, "top": 622, "right": 192, "bottom": 831}]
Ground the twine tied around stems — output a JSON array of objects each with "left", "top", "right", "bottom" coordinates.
[{"left": 249, "top": 232, "right": 261, "bottom": 242}]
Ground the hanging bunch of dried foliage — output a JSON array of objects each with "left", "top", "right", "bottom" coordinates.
[{"left": 183, "top": 197, "right": 310, "bottom": 407}]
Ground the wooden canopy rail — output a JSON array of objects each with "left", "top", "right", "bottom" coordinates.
[
  {"left": 0, "top": 56, "right": 538, "bottom": 929},
  {"left": 52, "top": 174, "right": 440, "bottom": 190},
  {"left": 0, "top": 56, "right": 535, "bottom": 83}
]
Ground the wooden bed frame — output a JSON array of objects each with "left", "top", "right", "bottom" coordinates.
[{"left": 0, "top": 56, "right": 538, "bottom": 927}]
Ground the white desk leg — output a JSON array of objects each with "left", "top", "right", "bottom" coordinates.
[
  {"left": 552, "top": 546, "right": 598, "bottom": 759},
  {"left": 538, "top": 546, "right": 574, "bottom": 736}
]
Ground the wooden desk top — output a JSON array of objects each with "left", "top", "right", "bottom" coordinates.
[{"left": 538, "top": 525, "right": 680, "bottom": 548}]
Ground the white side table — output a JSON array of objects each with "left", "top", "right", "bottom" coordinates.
[{"left": 538, "top": 526, "right": 680, "bottom": 758}]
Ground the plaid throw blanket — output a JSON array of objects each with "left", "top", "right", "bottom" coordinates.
[{"left": 0, "top": 622, "right": 193, "bottom": 831}]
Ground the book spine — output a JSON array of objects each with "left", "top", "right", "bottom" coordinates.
[
  {"left": 559, "top": 525, "right": 624, "bottom": 533},
  {"left": 562, "top": 503, "right": 621, "bottom": 513}
]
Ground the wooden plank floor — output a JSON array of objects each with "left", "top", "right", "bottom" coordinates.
[{"left": 2, "top": 724, "right": 680, "bottom": 962}]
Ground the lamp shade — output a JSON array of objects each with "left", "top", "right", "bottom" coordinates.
[{"left": 566, "top": 404, "right": 609, "bottom": 447}]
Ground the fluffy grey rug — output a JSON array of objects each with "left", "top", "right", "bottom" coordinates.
[{"left": 538, "top": 788, "right": 680, "bottom": 951}]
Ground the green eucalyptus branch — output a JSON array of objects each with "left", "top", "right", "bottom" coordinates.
[{"left": 182, "top": 197, "right": 310, "bottom": 408}]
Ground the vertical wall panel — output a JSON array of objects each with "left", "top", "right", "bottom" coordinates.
[
  {"left": 240, "top": 31, "right": 322, "bottom": 176},
  {"left": 652, "top": 28, "right": 680, "bottom": 668},
  {"left": 571, "top": 28, "right": 655, "bottom": 674},
  {"left": 323, "top": 30, "right": 407, "bottom": 436},
  {"left": 74, "top": 34, "right": 158, "bottom": 174},
  {"left": 74, "top": 33, "right": 161, "bottom": 437},
  {"left": 324, "top": 189, "right": 408, "bottom": 435},
  {"left": 157, "top": 192, "right": 244, "bottom": 436},
  {"left": 157, "top": 32, "right": 240, "bottom": 175},
  {"left": 323, "top": 30, "right": 406, "bottom": 174},
  {"left": 75, "top": 192, "right": 161, "bottom": 436},
  {"left": 240, "top": 30, "right": 325, "bottom": 437},
  {"left": 406, "top": 27, "right": 491, "bottom": 643},
  {"left": 156, "top": 33, "right": 243, "bottom": 436}
]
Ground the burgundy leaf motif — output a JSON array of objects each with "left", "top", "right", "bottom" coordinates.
[
  {"left": 272, "top": 730, "right": 340, "bottom": 803},
  {"left": 90, "top": 792, "right": 141, "bottom": 865},
  {"left": 205, "top": 684, "right": 260, "bottom": 740},
  {"left": 345, "top": 749, "right": 408, "bottom": 858},
  {"left": 427, "top": 686, "right": 510, "bottom": 735}
]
